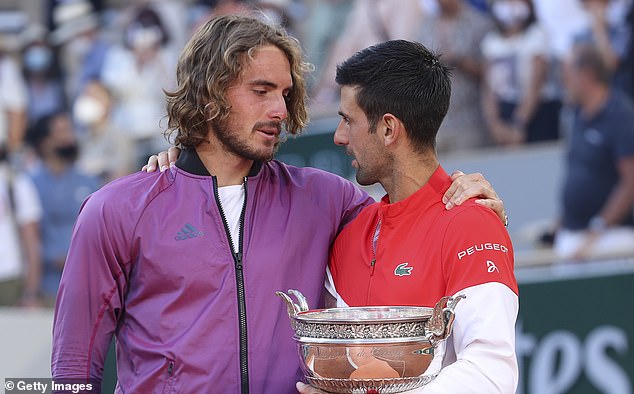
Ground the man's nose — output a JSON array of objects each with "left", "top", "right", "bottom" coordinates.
[
  {"left": 333, "top": 121, "right": 348, "bottom": 146},
  {"left": 269, "top": 95, "right": 288, "bottom": 121}
]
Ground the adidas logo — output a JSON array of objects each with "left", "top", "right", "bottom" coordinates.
[{"left": 175, "top": 223, "right": 204, "bottom": 241}]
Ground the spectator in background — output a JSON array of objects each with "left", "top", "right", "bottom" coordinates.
[
  {"left": 73, "top": 80, "right": 134, "bottom": 182},
  {"left": 531, "top": 0, "right": 590, "bottom": 60},
  {"left": 467, "top": 0, "right": 491, "bottom": 12},
  {"left": 27, "top": 112, "right": 99, "bottom": 306},
  {"left": 0, "top": 143, "right": 42, "bottom": 307},
  {"left": 628, "top": 0, "right": 634, "bottom": 98},
  {"left": 50, "top": 0, "right": 110, "bottom": 100},
  {"left": 189, "top": 0, "right": 256, "bottom": 33},
  {"left": 555, "top": 43, "right": 634, "bottom": 260},
  {"left": 192, "top": 0, "right": 297, "bottom": 40},
  {"left": 417, "top": 0, "right": 493, "bottom": 153},
  {"left": 207, "top": 0, "right": 255, "bottom": 17},
  {"left": 100, "top": 4, "right": 174, "bottom": 167},
  {"left": 481, "top": 0, "right": 561, "bottom": 146},
  {"left": 0, "top": 51, "right": 29, "bottom": 155},
  {"left": 311, "top": 0, "right": 425, "bottom": 109},
  {"left": 299, "top": 0, "right": 353, "bottom": 86},
  {"left": 574, "top": 0, "right": 632, "bottom": 96},
  {"left": 255, "top": 0, "right": 295, "bottom": 30},
  {"left": 19, "top": 25, "right": 66, "bottom": 125}
]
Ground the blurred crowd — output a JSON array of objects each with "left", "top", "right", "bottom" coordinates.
[{"left": 0, "top": 0, "right": 633, "bottom": 308}]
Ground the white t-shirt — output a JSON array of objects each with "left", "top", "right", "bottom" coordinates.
[
  {"left": 0, "top": 166, "right": 43, "bottom": 279},
  {"left": 0, "top": 56, "right": 28, "bottom": 146},
  {"left": 481, "top": 24, "right": 559, "bottom": 103},
  {"left": 100, "top": 46, "right": 175, "bottom": 140},
  {"left": 217, "top": 184, "right": 245, "bottom": 253},
  {"left": 532, "top": 0, "right": 631, "bottom": 58}
]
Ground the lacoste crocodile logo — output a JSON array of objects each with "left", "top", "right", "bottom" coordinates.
[
  {"left": 175, "top": 223, "right": 204, "bottom": 241},
  {"left": 394, "top": 262, "right": 413, "bottom": 276}
]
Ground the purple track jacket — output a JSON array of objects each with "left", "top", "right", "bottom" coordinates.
[{"left": 51, "top": 149, "right": 372, "bottom": 393}]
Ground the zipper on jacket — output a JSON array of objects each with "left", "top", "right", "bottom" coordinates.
[
  {"left": 370, "top": 217, "right": 381, "bottom": 277},
  {"left": 163, "top": 359, "right": 176, "bottom": 394},
  {"left": 167, "top": 360, "right": 174, "bottom": 376},
  {"left": 367, "top": 215, "right": 381, "bottom": 304},
  {"left": 212, "top": 176, "right": 250, "bottom": 394}
]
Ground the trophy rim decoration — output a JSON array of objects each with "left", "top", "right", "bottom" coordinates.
[
  {"left": 290, "top": 306, "right": 435, "bottom": 342},
  {"left": 295, "top": 305, "right": 435, "bottom": 323},
  {"left": 306, "top": 375, "right": 437, "bottom": 394}
]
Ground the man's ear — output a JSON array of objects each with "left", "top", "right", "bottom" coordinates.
[{"left": 381, "top": 113, "right": 402, "bottom": 147}]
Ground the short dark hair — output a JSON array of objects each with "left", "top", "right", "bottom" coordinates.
[
  {"left": 573, "top": 43, "right": 612, "bottom": 85},
  {"left": 335, "top": 40, "right": 451, "bottom": 152}
]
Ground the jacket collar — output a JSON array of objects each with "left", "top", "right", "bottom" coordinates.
[
  {"left": 176, "top": 148, "right": 263, "bottom": 177},
  {"left": 378, "top": 166, "right": 451, "bottom": 219}
]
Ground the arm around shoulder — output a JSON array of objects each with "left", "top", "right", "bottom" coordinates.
[{"left": 320, "top": 171, "right": 374, "bottom": 231}]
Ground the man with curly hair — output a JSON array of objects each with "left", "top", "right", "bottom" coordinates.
[{"left": 52, "top": 15, "right": 506, "bottom": 393}]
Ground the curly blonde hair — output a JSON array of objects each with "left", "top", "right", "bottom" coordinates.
[{"left": 164, "top": 15, "right": 311, "bottom": 149}]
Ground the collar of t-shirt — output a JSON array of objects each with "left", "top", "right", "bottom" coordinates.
[{"left": 217, "top": 184, "right": 245, "bottom": 253}]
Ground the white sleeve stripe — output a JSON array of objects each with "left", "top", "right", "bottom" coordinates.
[{"left": 324, "top": 267, "right": 349, "bottom": 308}]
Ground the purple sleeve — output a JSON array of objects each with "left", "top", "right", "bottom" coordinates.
[
  {"left": 51, "top": 192, "right": 133, "bottom": 385},
  {"left": 337, "top": 178, "right": 374, "bottom": 232}
]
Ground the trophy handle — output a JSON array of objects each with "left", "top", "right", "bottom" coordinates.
[
  {"left": 288, "top": 289, "right": 309, "bottom": 312},
  {"left": 276, "top": 289, "right": 309, "bottom": 317},
  {"left": 425, "top": 294, "right": 466, "bottom": 346}
]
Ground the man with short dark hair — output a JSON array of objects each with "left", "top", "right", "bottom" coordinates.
[
  {"left": 555, "top": 43, "right": 634, "bottom": 259},
  {"left": 299, "top": 40, "right": 519, "bottom": 393}
]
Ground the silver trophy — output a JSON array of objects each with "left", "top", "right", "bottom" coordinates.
[{"left": 277, "top": 289, "right": 464, "bottom": 393}]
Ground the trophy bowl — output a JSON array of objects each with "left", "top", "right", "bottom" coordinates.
[{"left": 276, "top": 290, "right": 464, "bottom": 394}]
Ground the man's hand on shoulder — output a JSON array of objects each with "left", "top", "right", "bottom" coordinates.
[
  {"left": 142, "top": 147, "right": 181, "bottom": 172},
  {"left": 443, "top": 171, "right": 508, "bottom": 227}
]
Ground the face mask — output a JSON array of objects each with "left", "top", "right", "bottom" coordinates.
[
  {"left": 54, "top": 143, "right": 79, "bottom": 162},
  {"left": 73, "top": 95, "right": 106, "bottom": 126},
  {"left": 492, "top": 1, "right": 530, "bottom": 29},
  {"left": 24, "top": 46, "right": 52, "bottom": 73},
  {"left": 128, "top": 26, "right": 162, "bottom": 51}
]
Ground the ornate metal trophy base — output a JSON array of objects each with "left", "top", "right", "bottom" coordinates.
[{"left": 306, "top": 375, "right": 437, "bottom": 393}]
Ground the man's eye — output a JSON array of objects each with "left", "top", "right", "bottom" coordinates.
[{"left": 254, "top": 90, "right": 266, "bottom": 95}]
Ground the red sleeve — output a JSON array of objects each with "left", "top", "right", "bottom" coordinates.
[{"left": 441, "top": 204, "right": 518, "bottom": 297}]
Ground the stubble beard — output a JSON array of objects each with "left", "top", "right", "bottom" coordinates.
[
  {"left": 355, "top": 172, "right": 375, "bottom": 186},
  {"left": 211, "top": 117, "right": 280, "bottom": 162},
  {"left": 354, "top": 162, "right": 378, "bottom": 186},
  {"left": 354, "top": 149, "right": 385, "bottom": 187}
]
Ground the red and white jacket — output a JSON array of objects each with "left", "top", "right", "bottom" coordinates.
[{"left": 328, "top": 166, "right": 519, "bottom": 393}]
